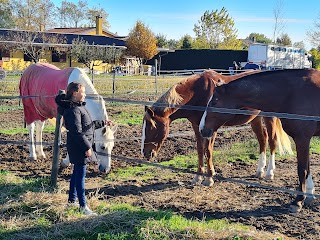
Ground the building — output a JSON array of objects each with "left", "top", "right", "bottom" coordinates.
[{"left": 0, "top": 16, "right": 126, "bottom": 73}]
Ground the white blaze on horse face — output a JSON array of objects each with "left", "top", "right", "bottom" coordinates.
[
  {"left": 141, "top": 120, "right": 146, "bottom": 155},
  {"left": 199, "top": 94, "right": 214, "bottom": 132}
]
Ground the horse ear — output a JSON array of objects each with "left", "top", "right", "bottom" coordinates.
[
  {"left": 145, "top": 106, "right": 154, "bottom": 117},
  {"left": 216, "top": 78, "right": 225, "bottom": 86},
  {"left": 102, "top": 123, "right": 118, "bottom": 135},
  {"left": 110, "top": 123, "right": 118, "bottom": 133}
]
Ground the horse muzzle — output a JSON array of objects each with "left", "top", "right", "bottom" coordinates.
[
  {"left": 99, "top": 164, "right": 111, "bottom": 174},
  {"left": 200, "top": 128, "right": 214, "bottom": 138},
  {"left": 143, "top": 149, "right": 158, "bottom": 160}
]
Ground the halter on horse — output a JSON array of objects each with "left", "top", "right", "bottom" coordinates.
[
  {"left": 19, "top": 63, "right": 117, "bottom": 173},
  {"left": 141, "top": 69, "right": 292, "bottom": 186}
]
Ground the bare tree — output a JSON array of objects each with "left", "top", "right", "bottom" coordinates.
[
  {"left": 307, "top": 14, "right": 320, "bottom": 48},
  {"left": 272, "top": 0, "right": 286, "bottom": 43},
  {"left": 87, "top": 7, "right": 110, "bottom": 30},
  {"left": 0, "top": 31, "right": 67, "bottom": 63},
  {"left": 56, "top": 0, "right": 88, "bottom": 28},
  {"left": 11, "top": 0, "right": 56, "bottom": 31}
]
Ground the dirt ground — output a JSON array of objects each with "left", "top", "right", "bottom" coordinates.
[{"left": 1, "top": 101, "right": 320, "bottom": 240}]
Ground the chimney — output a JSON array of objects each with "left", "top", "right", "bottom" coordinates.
[
  {"left": 39, "top": 23, "right": 44, "bottom": 32},
  {"left": 96, "top": 15, "right": 103, "bottom": 35}
]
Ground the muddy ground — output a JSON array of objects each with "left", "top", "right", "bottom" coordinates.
[{"left": 1, "top": 101, "right": 320, "bottom": 239}]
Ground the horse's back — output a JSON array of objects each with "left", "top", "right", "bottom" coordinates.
[{"left": 20, "top": 63, "right": 73, "bottom": 124}]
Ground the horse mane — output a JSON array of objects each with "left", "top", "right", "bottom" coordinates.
[{"left": 153, "top": 84, "right": 184, "bottom": 112}]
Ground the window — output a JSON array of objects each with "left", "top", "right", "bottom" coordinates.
[
  {"left": 0, "top": 49, "right": 10, "bottom": 61},
  {"left": 24, "top": 54, "right": 33, "bottom": 62},
  {"left": 52, "top": 50, "right": 67, "bottom": 63}
]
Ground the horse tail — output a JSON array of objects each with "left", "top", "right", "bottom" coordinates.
[{"left": 275, "top": 118, "right": 293, "bottom": 155}]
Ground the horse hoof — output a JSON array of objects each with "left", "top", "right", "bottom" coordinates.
[
  {"left": 304, "top": 197, "right": 315, "bottom": 206},
  {"left": 289, "top": 203, "right": 302, "bottom": 213},
  {"left": 255, "top": 171, "right": 265, "bottom": 179},
  {"left": 202, "top": 177, "right": 214, "bottom": 187},
  {"left": 191, "top": 175, "right": 204, "bottom": 185},
  {"left": 29, "top": 156, "right": 37, "bottom": 161},
  {"left": 265, "top": 174, "right": 274, "bottom": 180}
]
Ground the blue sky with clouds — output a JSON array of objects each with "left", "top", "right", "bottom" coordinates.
[{"left": 54, "top": 0, "right": 319, "bottom": 50}]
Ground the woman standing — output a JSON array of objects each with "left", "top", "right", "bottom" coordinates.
[{"left": 55, "top": 82, "right": 106, "bottom": 216}]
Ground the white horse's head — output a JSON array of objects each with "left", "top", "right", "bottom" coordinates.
[
  {"left": 68, "top": 68, "right": 117, "bottom": 173},
  {"left": 95, "top": 123, "right": 117, "bottom": 173}
]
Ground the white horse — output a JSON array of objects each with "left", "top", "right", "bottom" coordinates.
[{"left": 19, "top": 63, "right": 117, "bottom": 173}]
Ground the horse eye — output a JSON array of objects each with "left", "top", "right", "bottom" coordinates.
[{"left": 101, "top": 145, "right": 106, "bottom": 150}]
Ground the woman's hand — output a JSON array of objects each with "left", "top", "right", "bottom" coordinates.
[
  {"left": 85, "top": 148, "right": 92, "bottom": 157},
  {"left": 105, "top": 120, "right": 113, "bottom": 126}
]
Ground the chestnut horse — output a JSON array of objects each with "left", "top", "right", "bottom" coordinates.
[
  {"left": 199, "top": 68, "right": 320, "bottom": 212},
  {"left": 20, "top": 63, "right": 117, "bottom": 173},
  {"left": 141, "top": 70, "right": 292, "bottom": 186}
]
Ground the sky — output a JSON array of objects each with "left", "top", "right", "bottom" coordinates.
[{"left": 54, "top": 0, "right": 319, "bottom": 50}]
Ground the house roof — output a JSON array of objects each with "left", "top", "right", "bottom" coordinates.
[
  {"left": 47, "top": 27, "right": 127, "bottom": 40},
  {"left": 0, "top": 29, "right": 126, "bottom": 47}
]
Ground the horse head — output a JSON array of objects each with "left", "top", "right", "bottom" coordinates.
[
  {"left": 141, "top": 106, "right": 171, "bottom": 160},
  {"left": 94, "top": 122, "right": 117, "bottom": 173}
]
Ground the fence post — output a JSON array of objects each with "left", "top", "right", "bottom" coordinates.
[
  {"left": 112, "top": 71, "right": 116, "bottom": 99},
  {"left": 155, "top": 59, "right": 158, "bottom": 94},
  {"left": 50, "top": 90, "right": 65, "bottom": 187}
]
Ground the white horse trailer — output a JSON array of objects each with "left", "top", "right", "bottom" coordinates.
[{"left": 241, "top": 43, "right": 312, "bottom": 70}]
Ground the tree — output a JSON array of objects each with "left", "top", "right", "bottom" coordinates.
[
  {"left": 276, "top": 33, "right": 292, "bottom": 46},
  {"left": 126, "top": 21, "right": 158, "bottom": 63},
  {"left": 293, "top": 41, "right": 306, "bottom": 50},
  {"left": 70, "top": 37, "right": 123, "bottom": 80},
  {"left": 10, "top": 0, "right": 56, "bottom": 31},
  {"left": 56, "top": 0, "right": 88, "bottom": 28},
  {"left": 272, "top": 0, "right": 286, "bottom": 43},
  {"left": 0, "top": 31, "right": 67, "bottom": 63},
  {"left": 246, "top": 33, "right": 272, "bottom": 44},
  {"left": 309, "top": 48, "right": 320, "bottom": 69},
  {"left": 180, "top": 34, "right": 193, "bottom": 49},
  {"left": 167, "top": 39, "right": 179, "bottom": 49},
  {"left": 87, "top": 7, "right": 110, "bottom": 30},
  {"left": 0, "top": 0, "right": 15, "bottom": 28},
  {"left": 307, "top": 14, "right": 320, "bottom": 48},
  {"left": 156, "top": 34, "right": 167, "bottom": 48},
  {"left": 193, "top": 7, "right": 241, "bottom": 49}
]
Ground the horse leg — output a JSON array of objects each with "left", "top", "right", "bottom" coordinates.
[
  {"left": 250, "top": 117, "right": 268, "bottom": 178},
  {"left": 35, "top": 120, "right": 46, "bottom": 159},
  {"left": 264, "top": 117, "right": 277, "bottom": 180},
  {"left": 304, "top": 174, "right": 316, "bottom": 205},
  {"left": 27, "top": 122, "right": 37, "bottom": 160},
  {"left": 290, "top": 137, "right": 310, "bottom": 213},
  {"left": 191, "top": 124, "right": 205, "bottom": 185},
  {"left": 202, "top": 133, "right": 217, "bottom": 187}
]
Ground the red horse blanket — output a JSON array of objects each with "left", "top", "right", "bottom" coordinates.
[{"left": 20, "top": 63, "right": 73, "bottom": 124}]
